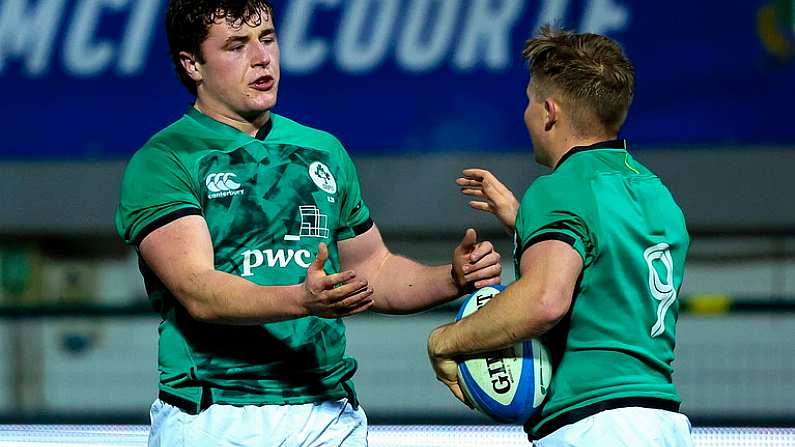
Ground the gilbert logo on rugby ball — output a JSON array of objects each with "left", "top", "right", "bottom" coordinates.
[{"left": 456, "top": 285, "right": 552, "bottom": 423}]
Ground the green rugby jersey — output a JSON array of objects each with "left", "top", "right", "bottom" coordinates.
[
  {"left": 115, "top": 108, "right": 372, "bottom": 411},
  {"left": 513, "top": 140, "right": 690, "bottom": 437}
]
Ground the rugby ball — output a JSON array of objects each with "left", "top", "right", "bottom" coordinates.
[{"left": 456, "top": 285, "right": 551, "bottom": 423}]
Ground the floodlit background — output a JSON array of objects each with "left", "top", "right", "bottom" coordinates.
[{"left": 1, "top": 0, "right": 794, "bottom": 431}]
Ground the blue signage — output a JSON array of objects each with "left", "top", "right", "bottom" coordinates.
[{"left": 1, "top": 0, "right": 793, "bottom": 159}]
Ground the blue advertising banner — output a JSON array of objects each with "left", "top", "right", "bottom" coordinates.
[{"left": 1, "top": 0, "right": 794, "bottom": 159}]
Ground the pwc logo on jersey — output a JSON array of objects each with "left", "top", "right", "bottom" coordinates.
[
  {"left": 240, "top": 206, "right": 330, "bottom": 277},
  {"left": 206, "top": 173, "right": 244, "bottom": 199},
  {"left": 241, "top": 248, "right": 313, "bottom": 277}
]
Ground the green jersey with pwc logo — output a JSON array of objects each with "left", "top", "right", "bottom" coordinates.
[{"left": 116, "top": 108, "right": 372, "bottom": 410}]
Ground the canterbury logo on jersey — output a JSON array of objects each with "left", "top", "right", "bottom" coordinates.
[
  {"left": 206, "top": 173, "right": 244, "bottom": 199},
  {"left": 240, "top": 248, "right": 313, "bottom": 277}
]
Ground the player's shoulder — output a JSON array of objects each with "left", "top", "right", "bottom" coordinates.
[
  {"left": 527, "top": 170, "right": 590, "bottom": 197},
  {"left": 270, "top": 113, "right": 346, "bottom": 154},
  {"left": 146, "top": 113, "right": 225, "bottom": 153},
  {"left": 520, "top": 170, "right": 595, "bottom": 215},
  {"left": 124, "top": 116, "right": 202, "bottom": 173}
]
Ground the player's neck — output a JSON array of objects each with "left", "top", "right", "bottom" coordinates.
[
  {"left": 548, "top": 133, "right": 618, "bottom": 168},
  {"left": 193, "top": 101, "right": 271, "bottom": 137}
]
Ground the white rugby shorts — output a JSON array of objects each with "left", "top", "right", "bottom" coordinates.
[
  {"left": 148, "top": 398, "right": 368, "bottom": 447},
  {"left": 534, "top": 407, "right": 693, "bottom": 447}
]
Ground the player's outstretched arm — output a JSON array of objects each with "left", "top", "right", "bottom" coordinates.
[
  {"left": 457, "top": 168, "right": 519, "bottom": 233},
  {"left": 338, "top": 224, "right": 501, "bottom": 315},
  {"left": 140, "top": 215, "right": 373, "bottom": 325}
]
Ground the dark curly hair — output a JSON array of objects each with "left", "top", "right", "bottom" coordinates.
[{"left": 166, "top": 0, "right": 274, "bottom": 96}]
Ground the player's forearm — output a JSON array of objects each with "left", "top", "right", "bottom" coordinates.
[
  {"left": 431, "top": 283, "right": 558, "bottom": 357},
  {"left": 370, "top": 255, "right": 461, "bottom": 314},
  {"left": 171, "top": 269, "right": 307, "bottom": 325}
]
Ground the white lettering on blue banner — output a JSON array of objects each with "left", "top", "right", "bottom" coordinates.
[{"left": 0, "top": 0, "right": 629, "bottom": 78}]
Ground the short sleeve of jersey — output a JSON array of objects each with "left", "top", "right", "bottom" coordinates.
[
  {"left": 333, "top": 140, "right": 371, "bottom": 241},
  {"left": 115, "top": 145, "right": 201, "bottom": 246},
  {"left": 514, "top": 177, "right": 594, "bottom": 264}
]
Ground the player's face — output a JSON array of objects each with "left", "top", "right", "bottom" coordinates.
[{"left": 194, "top": 9, "right": 280, "bottom": 121}]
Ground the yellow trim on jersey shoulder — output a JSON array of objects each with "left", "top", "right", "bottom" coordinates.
[{"left": 624, "top": 152, "right": 641, "bottom": 174}]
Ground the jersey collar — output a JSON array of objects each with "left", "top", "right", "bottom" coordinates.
[
  {"left": 554, "top": 139, "right": 628, "bottom": 170},
  {"left": 254, "top": 118, "right": 273, "bottom": 140},
  {"left": 186, "top": 107, "right": 273, "bottom": 142}
]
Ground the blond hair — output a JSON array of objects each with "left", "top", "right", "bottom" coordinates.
[{"left": 523, "top": 25, "right": 635, "bottom": 135}]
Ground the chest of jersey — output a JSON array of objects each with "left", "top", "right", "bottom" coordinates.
[{"left": 196, "top": 143, "right": 343, "bottom": 281}]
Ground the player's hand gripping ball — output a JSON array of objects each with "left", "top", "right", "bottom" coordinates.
[{"left": 456, "top": 285, "right": 552, "bottom": 423}]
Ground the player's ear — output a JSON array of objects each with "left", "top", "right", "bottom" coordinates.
[
  {"left": 543, "top": 98, "right": 558, "bottom": 131},
  {"left": 179, "top": 51, "right": 203, "bottom": 82}
]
